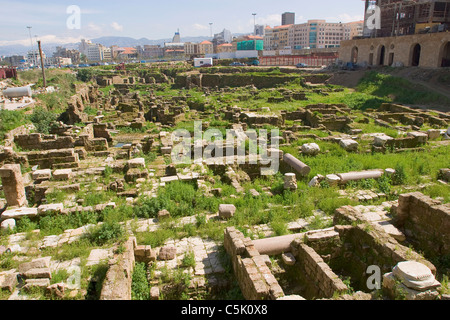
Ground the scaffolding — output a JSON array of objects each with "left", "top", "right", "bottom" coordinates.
[{"left": 365, "top": 0, "right": 450, "bottom": 37}]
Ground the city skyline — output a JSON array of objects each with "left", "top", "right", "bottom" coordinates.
[{"left": 0, "top": 0, "right": 365, "bottom": 47}]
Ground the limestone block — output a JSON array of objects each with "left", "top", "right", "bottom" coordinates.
[
  {"left": 158, "top": 247, "right": 177, "bottom": 261},
  {"left": 23, "top": 268, "right": 52, "bottom": 279},
  {"left": 373, "top": 135, "right": 394, "bottom": 147},
  {"left": 32, "top": 169, "right": 52, "bottom": 181},
  {"left": 1, "top": 207, "right": 38, "bottom": 221},
  {"left": 339, "top": 139, "right": 359, "bottom": 152},
  {"left": 53, "top": 169, "right": 73, "bottom": 180},
  {"left": 0, "top": 272, "right": 18, "bottom": 293},
  {"left": 0, "top": 164, "right": 27, "bottom": 207},
  {"left": 301, "top": 143, "right": 320, "bottom": 156},
  {"left": 219, "top": 204, "right": 236, "bottom": 219},
  {"left": 326, "top": 174, "right": 341, "bottom": 187},
  {"left": 18, "top": 257, "right": 51, "bottom": 274},
  {"left": 0, "top": 219, "right": 16, "bottom": 230},
  {"left": 161, "top": 147, "right": 172, "bottom": 155},
  {"left": 427, "top": 129, "right": 441, "bottom": 140},
  {"left": 23, "top": 278, "right": 51, "bottom": 291},
  {"left": 407, "top": 131, "right": 428, "bottom": 143},
  {"left": 37, "top": 203, "right": 64, "bottom": 215},
  {"left": 127, "top": 158, "right": 146, "bottom": 169},
  {"left": 282, "top": 253, "right": 296, "bottom": 266}
]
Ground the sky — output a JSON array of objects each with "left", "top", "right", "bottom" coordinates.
[{"left": 0, "top": 0, "right": 366, "bottom": 46}]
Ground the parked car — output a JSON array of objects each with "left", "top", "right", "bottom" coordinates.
[
  {"left": 296, "top": 63, "right": 307, "bottom": 68},
  {"left": 247, "top": 60, "right": 260, "bottom": 66}
]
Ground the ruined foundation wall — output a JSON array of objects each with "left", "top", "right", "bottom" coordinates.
[
  {"left": 14, "top": 133, "right": 75, "bottom": 151},
  {"left": 392, "top": 192, "right": 450, "bottom": 257},
  {"left": 224, "top": 227, "right": 284, "bottom": 300},
  {"left": 100, "top": 237, "right": 136, "bottom": 300},
  {"left": 290, "top": 240, "right": 348, "bottom": 298},
  {"left": 330, "top": 221, "right": 436, "bottom": 290}
]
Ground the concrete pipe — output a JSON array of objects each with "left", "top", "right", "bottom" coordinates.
[
  {"left": 2, "top": 86, "right": 32, "bottom": 99},
  {"left": 283, "top": 153, "right": 311, "bottom": 176},
  {"left": 337, "top": 170, "right": 383, "bottom": 183}
]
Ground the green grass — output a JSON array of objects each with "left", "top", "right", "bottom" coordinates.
[
  {"left": 357, "top": 71, "right": 450, "bottom": 106},
  {"left": 131, "top": 262, "right": 150, "bottom": 300}
]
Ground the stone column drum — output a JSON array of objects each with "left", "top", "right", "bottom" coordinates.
[
  {"left": 0, "top": 164, "right": 27, "bottom": 207},
  {"left": 283, "top": 153, "right": 311, "bottom": 176}
]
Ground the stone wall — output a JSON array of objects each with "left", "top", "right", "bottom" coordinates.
[
  {"left": 14, "top": 133, "right": 74, "bottom": 151},
  {"left": 100, "top": 237, "right": 136, "bottom": 300},
  {"left": 25, "top": 148, "right": 80, "bottom": 169},
  {"left": 391, "top": 192, "right": 450, "bottom": 258},
  {"left": 339, "top": 32, "right": 450, "bottom": 68},
  {"left": 224, "top": 227, "right": 284, "bottom": 300},
  {"left": 290, "top": 240, "right": 348, "bottom": 298},
  {"left": 330, "top": 211, "right": 436, "bottom": 290}
]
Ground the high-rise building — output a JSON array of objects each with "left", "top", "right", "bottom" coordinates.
[
  {"left": 173, "top": 30, "right": 182, "bottom": 43},
  {"left": 282, "top": 12, "right": 295, "bottom": 26},
  {"left": 254, "top": 25, "right": 266, "bottom": 37},
  {"left": 213, "top": 29, "right": 232, "bottom": 45},
  {"left": 27, "top": 50, "right": 45, "bottom": 66},
  {"left": 54, "top": 47, "right": 81, "bottom": 64}
]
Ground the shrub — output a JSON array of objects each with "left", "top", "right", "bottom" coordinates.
[
  {"left": 391, "top": 164, "right": 407, "bottom": 185},
  {"left": 87, "top": 221, "right": 125, "bottom": 246},
  {"left": 30, "top": 107, "right": 58, "bottom": 134}
]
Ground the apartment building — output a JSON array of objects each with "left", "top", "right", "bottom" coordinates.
[
  {"left": 264, "top": 25, "right": 292, "bottom": 50},
  {"left": 264, "top": 20, "right": 364, "bottom": 50},
  {"left": 198, "top": 41, "right": 214, "bottom": 55}
]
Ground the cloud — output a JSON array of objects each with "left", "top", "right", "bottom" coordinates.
[
  {"left": 111, "top": 22, "right": 124, "bottom": 32},
  {"left": 255, "top": 14, "right": 282, "bottom": 27},
  {"left": 325, "top": 13, "right": 364, "bottom": 23},
  {"left": 87, "top": 23, "right": 103, "bottom": 33},
  {"left": 193, "top": 23, "right": 209, "bottom": 31}
]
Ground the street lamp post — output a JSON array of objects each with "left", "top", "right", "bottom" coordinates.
[{"left": 252, "top": 13, "right": 257, "bottom": 35}]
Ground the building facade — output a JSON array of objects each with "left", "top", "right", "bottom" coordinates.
[
  {"left": 364, "top": 0, "right": 450, "bottom": 38},
  {"left": 287, "top": 20, "right": 364, "bottom": 50},
  {"left": 282, "top": 12, "right": 296, "bottom": 25},
  {"left": 339, "top": 31, "right": 450, "bottom": 67}
]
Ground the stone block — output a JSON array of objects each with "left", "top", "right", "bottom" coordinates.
[
  {"left": 1, "top": 207, "right": 38, "bottom": 221},
  {"left": 37, "top": 203, "right": 64, "bottom": 215},
  {"left": 339, "top": 139, "right": 359, "bottom": 152},
  {"left": 219, "top": 204, "right": 236, "bottom": 219},
  {"left": 158, "top": 246, "right": 177, "bottom": 261},
  {"left": 301, "top": 143, "right": 320, "bottom": 156},
  {"left": 23, "top": 268, "right": 52, "bottom": 279},
  {"left": 23, "top": 278, "right": 51, "bottom": 291},
  {"left": 18, "top": 257, "right": 51, "bottom": 274},
  {"left": 52, "top": 169, "right": 73, "bottom": 180},
  {"left": 127, "top": 158, "right": 146, "bottom": 169},
  {"left": 281, "top": 253, "right": 296, "bottom": 266},
  {"left": 1, "top": 219, "right": 16, "bottom": 230},
  {"left": 32, "top": 169, "right": 52, "bottom": 181}
]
